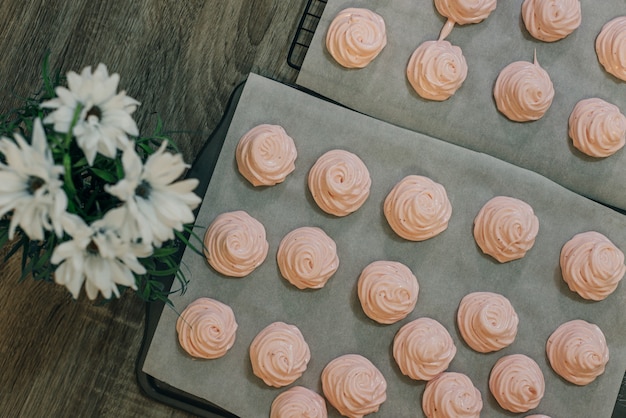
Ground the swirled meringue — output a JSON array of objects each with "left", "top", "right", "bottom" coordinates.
[
  {"left": 308, "top": 150, "right": 371, "bottom": 217},
  {"left": 384, "top": 175, "right": 452, "bottom": 241},
  {"left": 568, "top": 98, "right": 626, "bottom": 158},
  {"left": 522, "top": 0, "right": 581, "bottom": 42},
  {"left": 321, "top": 354, "right": 387, "bottom": 418},
  {"left": 473, "top": 196, "right": 539, "bottom": 263},
  {"left": 357, "top": 260, "right": 419, "bottom": 324},
  {"left": 236, "top": 124, "right": 297, "bottom": 186},
  {"left": 406, "top": 37, "right": 468, "bottom": 101},
  {"left": 494, "top": 54, "right": 555, "bottom": 122},
  {"left": 393, "top": 318, "right": 456, "bottom": 381},
  {"left": 422, "top": 372, "right": 483, "bottom": 418},
  {"left": 560, "top": 231, "right": 625, "bottom": 301},
  {"left": 489, "top": 354, "right": 545, "bottom": 413},
  {"left": 326, "top": 8, "right": 387, "bottom": 69},
  {"left": 434, "top": 0, "right": 497, "bottom": 25},
  {"left": 457, "top": 292, "right": 519, "bottom": 353},
  {"left": 250, "top": 322, "right": 311, "bottom": 388},
  {"left": 546, "top": 319, "right": 609, "bottom": 385},
  {"left": 277, "top": 226, "right": 339, "bottom": 290},
  {"left": 270, "top": 386, "right": 328, "bottom": 418},
  {"left": 203, "top": 210, "right": 269, "bottom": 277},
  {"left": 595, "top": 16, "right": 626, "bottom": 81},
  {"left": 176, "top": 298, "right": 237, "bottom": 359}
]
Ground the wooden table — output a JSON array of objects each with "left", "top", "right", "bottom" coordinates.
[{"left": 0, "top": 1, "right": 306, "bottom": 416}]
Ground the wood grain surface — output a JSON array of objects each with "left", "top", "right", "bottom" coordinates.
[{"left": 0, "top": 1, "right": 305, "bottom": 416}]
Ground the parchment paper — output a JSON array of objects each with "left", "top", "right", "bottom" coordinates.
[
  {"left": 296, "top": 0, "right": 626, "bottom": 212},
  {"left": 143, "top": 73, "right": 626, "bottom": 418}
]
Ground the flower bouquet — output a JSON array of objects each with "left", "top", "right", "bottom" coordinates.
[{"left": 0, "top": 57, "right": 202, "bottom": 303}]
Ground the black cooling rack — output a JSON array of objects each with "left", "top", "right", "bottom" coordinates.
[{"left": 287, "top": 0, "right": 327, "bottom": 70}]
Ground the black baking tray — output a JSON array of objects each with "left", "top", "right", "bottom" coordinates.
[
  {"left": 137, "top": 0, "right": 626, "bottom": 414},
  {"left": 134, "top": 75, "right": 626, "bottom": 418}
]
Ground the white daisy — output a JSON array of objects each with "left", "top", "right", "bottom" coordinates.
[
  {"left": 41, "top": 63, "right": 140, "bottom": 165},
  {"left": 0, "top": 118, "right": 67, "bottom": 240},
  {"left": 105, "top": 141, "right": 201, "bottom": 247},
  {"left": 51, "top": 213, "right": 146, "bottom": 300}
]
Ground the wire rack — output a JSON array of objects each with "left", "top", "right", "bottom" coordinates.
[{"left": 288, "top": 0, "right": 327, "bottom": 70}]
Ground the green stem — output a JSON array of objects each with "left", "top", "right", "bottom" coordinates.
[
  {"left": 64, "top": 104, "right": 82, "bottom": 148},
  {"left": 62, "top": 104, "right": 83, "bottom": 196}
]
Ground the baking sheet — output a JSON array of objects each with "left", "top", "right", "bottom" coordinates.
[
  {"left": 296, "top": 0, "right": 626, "bottom": 212},
  {"left": 142, "top": 73, "right": 626, "bottom": 417}
]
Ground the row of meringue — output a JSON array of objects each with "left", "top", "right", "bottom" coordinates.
[
  {"left": 236, "top": 124, "right": 373, "bottom": 217},
  {"left": 324, "top": 7, "right": 625, "bottom": 157},
  {"left": 174, "top": 296, "right": 609, "bottom": 415},
  {"left": 236, "top": 123, "right": 623, "bottom": 272},
  {"left": 395, "top": 317, "right": 608, "bottom": 415},
  {"left": 495, "top": 59, "right": 625, "bottom": 158},
  {"left": 202, "top": 197, "right": 624, "bottom": 302}
]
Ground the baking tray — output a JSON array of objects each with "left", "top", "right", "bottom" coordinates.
[
  {"left": 135, "top": 75, "right": 626, "bottom": 417},
  {"left": 296, "top": 0, "right": 626, "bottom": 213}
]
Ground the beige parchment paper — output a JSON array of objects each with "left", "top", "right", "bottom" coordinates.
[
  {"left": 143, "top": 73, "right": 626, "bottom": 418},
  {"left": 296, "top": 0, "right": 626, "bottom": 212}
]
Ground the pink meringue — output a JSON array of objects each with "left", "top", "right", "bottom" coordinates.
[
  {"left": 203, "top": 210, "right": 269, "bottom": 277},
  {"left": 270, "top": 386, "right": 328, "bottom": 418},
  {"left": 434, "top": 0, "right": 497, "bottom": 25},
  {"left": 457, "top": 292, "right": 519, "bottom": 353},
  {"left": 494, "top": 53, "right": 555, "bottom": 122},
  {"left": 489, "top": 354, "right": 545, "bottom": 413},
  {"left": 546, "top": 319, "right": 609, "bottom": 385},
  {"left": 236, "top": 124, "right": 297, "bottom": 187},
  {"left": 595, "top": 16, "right": 626, "bottom": 81},
  {"left": 560, "top": 231, "right": 625, "bottom": 300},
  {"left": 393, "top": 317, "right": 456, "bottom": 381},
  {"left": 321, "top": 354, "right": 387, "bottom": 418},
  {"left": 568, "top": 98, "right": 626, "bottom": 158},
  {"left": 308, "top": 149, "right": 371, "bottom": 217},
  {"left": 357, "top": 260, "right": 419, "bottom": 324},
  {"left": 422, "top": 372, "right": 483, "bottom": 418},
  {"left": 406, "top": 36, "right": 467, "bottom": 101},
  {"left": 277, "top": 226, "right": 339, "bottom": 290},
  {"left": 326, "top": 8, "right": 387, "bottom": 69},
  {"left": 473, "top": 196, "right": 539, "bottom": 263},
  {"left": 176, "top": 297, "right": 237, "bottom": 359},
  {"left": 522, "top": 0, "right": 582, "bottom": 42},
  {"left": 384, "top": 175, "right": 452, "bottom": 241},
  {"left": 250, "top": 322, "right": 311, "bottom": 388}
]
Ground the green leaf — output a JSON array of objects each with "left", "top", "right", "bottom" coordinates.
[
  {"left": 4, "top": 234, "right": 26, "bottom": 263},
  {"left": 90, "top": 167, "right": 118, "bottom": 183},
  {"left": 33, "top": 239, "right": 54, "bottom": 271},
  {"left": 19, "top": 240, "right": 35, "bottom": 282},
  {"left": 0, "top": 224, "right": 10, "bottom": 250},
  {"left": 174, "top": 228, "right": 204, "bottom": 256},
  {"left": 146, "top": 266, "right": 180, "bottom": 277},
  {"left": 41, "top": 51, "right": 55, "bottom": 98},
  {"left": 151, "top": 245, "right": 179, "bottom": 257}
]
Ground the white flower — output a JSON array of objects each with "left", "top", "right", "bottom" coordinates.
[
  {"left": 41, "top": 63, "right": 140, "bottom": 165},
  {"left": 100, "top": 205, "right": 154, "bottom": 256},
  {"left": 0, "top": 118, "right": 67, "bottom": 240},
  {"left": 106, "top": 141, "right": 201, "bottom": 247},
  {"left": 51, "top": 214, "right": 147, "bottom": 300}
]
